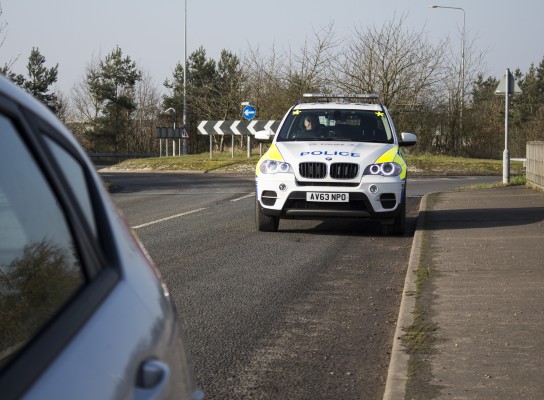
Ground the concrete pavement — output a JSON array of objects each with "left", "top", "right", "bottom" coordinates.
[{"left": 384, "top": 185, "right": 544, "bottom": 399}]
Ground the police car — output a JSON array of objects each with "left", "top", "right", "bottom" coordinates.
[{"left": 254, "top": 94, "right": 417, "bottom": 234}]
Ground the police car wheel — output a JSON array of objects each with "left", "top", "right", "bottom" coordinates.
[{"left": 256, "top": 198, "right": 279, "bottom": 232}]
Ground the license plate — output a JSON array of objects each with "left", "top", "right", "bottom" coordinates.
[{"left": 306, "top": 192, "right": 349, "bottom": 202}]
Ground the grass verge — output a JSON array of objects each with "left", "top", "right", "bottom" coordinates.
[
  {"left": 405, "top": 153, "right": 525, "bottom": 176},
  {"left": 103, "top": 152, "right": 261, "bottom": 173}
]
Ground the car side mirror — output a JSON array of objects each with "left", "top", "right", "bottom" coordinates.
[
  {"left": 399, "top": 132, "right": 417, "bottom": 147},
  {"left": 254, "top": 129, "right": 275, "bottom": 142}
]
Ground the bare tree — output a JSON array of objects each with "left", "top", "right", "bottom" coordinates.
[
  {"left": 427, "top": 27, "right": 486, "bottom": 155},
  {"left": 53, "top": 89, "right": 70, "bottom": 124},
  {"left": 132, "top": 71, "right": 161, "bottom": 154},
  {"left": 70, "top": 56, "right": 102, "bottom": 150},
  {"left": 243, "top": 43, "right": 286, "bottom": 119},
  {"left": 332, "top": 13, "right": 446, "bottom": 111},
  {"left": 0, "top": 4, "right": 23, "bottom": 84},
  {"left": 244, "top": 22, "right": 338, "bottom": 119},
  {"left": 284, "top": 22, "right": 338, "bottom": 100},
  {"left": 0, "top": 3, "right": 7, "bottom": 48}
]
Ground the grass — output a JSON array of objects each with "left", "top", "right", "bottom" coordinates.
[
  {"left": 457, "top": 174, "right": 526, "bottom": 190},
  {"left": 405, "top": 153, "right": 525, "bottom": 176},
  {"left": 105, "top": 151, "right": 262, "bottom": 173}
]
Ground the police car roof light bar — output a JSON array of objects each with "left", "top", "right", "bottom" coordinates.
[{"left": 302, "top": 93, "right": 380, "bottom": 103}]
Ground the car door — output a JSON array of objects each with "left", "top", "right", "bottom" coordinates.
[{"left": 0, "top": 88, "right": 197, "bottom": 399}]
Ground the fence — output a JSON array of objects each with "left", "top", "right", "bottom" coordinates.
[{"left": 526, "top": 142, "right": 544, "bottom": 191}]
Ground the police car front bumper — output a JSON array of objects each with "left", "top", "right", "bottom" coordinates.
[{"left": 256, "top": 174, "right": 405, "bottom": 220}]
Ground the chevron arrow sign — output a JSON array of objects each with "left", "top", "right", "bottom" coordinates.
[{"left": 197, "top": 120, "right": 280, "bottom": 136}]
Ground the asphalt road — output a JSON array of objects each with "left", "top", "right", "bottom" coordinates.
[{"left": 101, "top": 172, "right": 501, "bottom": 399}]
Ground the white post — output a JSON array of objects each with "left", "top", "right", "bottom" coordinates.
[{"left": 503, "top": 69, "right": 510, "bottom": 184}]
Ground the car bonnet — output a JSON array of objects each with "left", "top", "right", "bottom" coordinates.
[{"left": 275, "top": 141, "right": 398, "bottom": 167}]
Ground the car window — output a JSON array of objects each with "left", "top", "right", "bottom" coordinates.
[
  {"left": 43, "top": 136, "right": 97, "bottom": 238},
  {"left": 0, "top": 114, "right": 85, "bottom": 368}
]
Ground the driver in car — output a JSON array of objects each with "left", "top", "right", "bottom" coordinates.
[{"left": 304, "top": 114, "right": 320, "bottom": 132}]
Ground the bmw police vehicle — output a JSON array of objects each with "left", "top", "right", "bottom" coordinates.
[{"left": 254, "top": 94, "right": 417, "bottom": 234}]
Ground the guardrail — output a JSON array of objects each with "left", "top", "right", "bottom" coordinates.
[{"left": 526, "top": 142, "right": 544, "bottom": 191}]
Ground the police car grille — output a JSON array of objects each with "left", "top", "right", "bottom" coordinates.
[
  {"left": 299, "top": 162, "right": 327, "bottom": 179},
  {"left": 297, "top": 182, "right": 359, "bottom": 187},
  {"left": 330, "top": 163, "right": 359, "bottom": 179}
]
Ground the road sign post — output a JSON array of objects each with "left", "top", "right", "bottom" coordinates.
[
  {"left": 197, "top": 119, "right": 281, "bottom": 159},
  {"left": 495, "top": 69, "right": 522, "bottom": 184},
  {"left": 241, "top": 105, "right": 256, "bottom": 159}
]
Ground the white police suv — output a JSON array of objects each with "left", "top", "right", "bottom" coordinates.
[{"left": 255, "top": 94, "right": 417, "bottom": 234}]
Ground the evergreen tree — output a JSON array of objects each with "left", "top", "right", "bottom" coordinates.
[
  {"left": 163, "top": 47, "right": 219, "bottom": 153},
  {"left": 216, "top": 50, "right": 245, "bottom": 120},
  {"left": 467, "top": 74, "right": 502, "bottom": 158},
  {"left": 87, "top": 47, "right": 141, "bottom": 152},
  {"left": 512, "top": 58, "right": 544, "bottom": 151},
  {"left": 0, "top": 48, "right": 59, "bottom": 112},
  {"left": 0, "top": 65, "right": 25, "bottom": 86},
  {"left": 163, "top": 62, "right": 184, "bottom": 118},
  {"left": 24, "top": 48, "right": 59, "bottom": 108},
  {"left": 187, "top": 46, "right": 217, "bottom": 120}
]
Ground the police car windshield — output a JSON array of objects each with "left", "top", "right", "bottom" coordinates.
[{"left": 276, "top": 109, "right": 393, "bottom": 143}]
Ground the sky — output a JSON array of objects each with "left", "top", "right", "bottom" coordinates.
[{"left": 1, "top": 0, "right": 542, "bottom": 95}]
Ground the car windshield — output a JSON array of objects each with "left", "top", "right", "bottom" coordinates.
[{"left": 276, "top": 108, "right": 394, "bottom": 143}]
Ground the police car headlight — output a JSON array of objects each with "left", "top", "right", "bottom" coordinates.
[
  {"left": 259, "top": 159, "right": 293, "bottom": 174},
  {"left": 364, "top": 162, "right": 402, "bottom": 177}
]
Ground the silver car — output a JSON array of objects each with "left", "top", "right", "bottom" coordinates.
[{"left": 0, "top": 76, "right": 203, "bottom": 399}]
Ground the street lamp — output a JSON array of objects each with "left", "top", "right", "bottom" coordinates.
[
  {"left": 182, "top": 0, "right": 188, "bottom": 156},
  {"left": 428, "top": 4, "right": 466, "bottom": 138}
]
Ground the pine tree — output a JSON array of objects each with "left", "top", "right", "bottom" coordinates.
[
  {"left": 87, "top": 47, "right": 141, "bottom": 152},
  {"left": 25, "top": 48, "right": 59, "bottom": 109},
  {"left": 0, "top": 47, "right": 59, "bottom": 112}
]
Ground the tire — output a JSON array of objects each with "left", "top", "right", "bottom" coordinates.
[
  {"left": 382, "top": 196, "right": 406, "bottom": 236},
  {"left": 256, "top": 197, "right": 279, "bottom": 232}
]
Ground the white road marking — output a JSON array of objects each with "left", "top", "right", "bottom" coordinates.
[{"left": 132, "top": 208, "right": 207, "bottom": 229}]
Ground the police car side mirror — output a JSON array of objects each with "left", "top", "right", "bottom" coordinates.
[
  {"left": 254, "top": 129, "right": 275, "bottom": 142},
  {"left": 399, "top": 132, "right": 417, "bottom": 147}
]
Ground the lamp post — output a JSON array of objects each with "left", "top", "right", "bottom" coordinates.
[
  {"left": 164, "top": 107, "right": 177, "bottom": 156},
  {"left": 428, "top": 4, "right": 465, "bottom": 140},
  {"left": 182, "top": 0, "right": 188, "bottom": 156}
]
